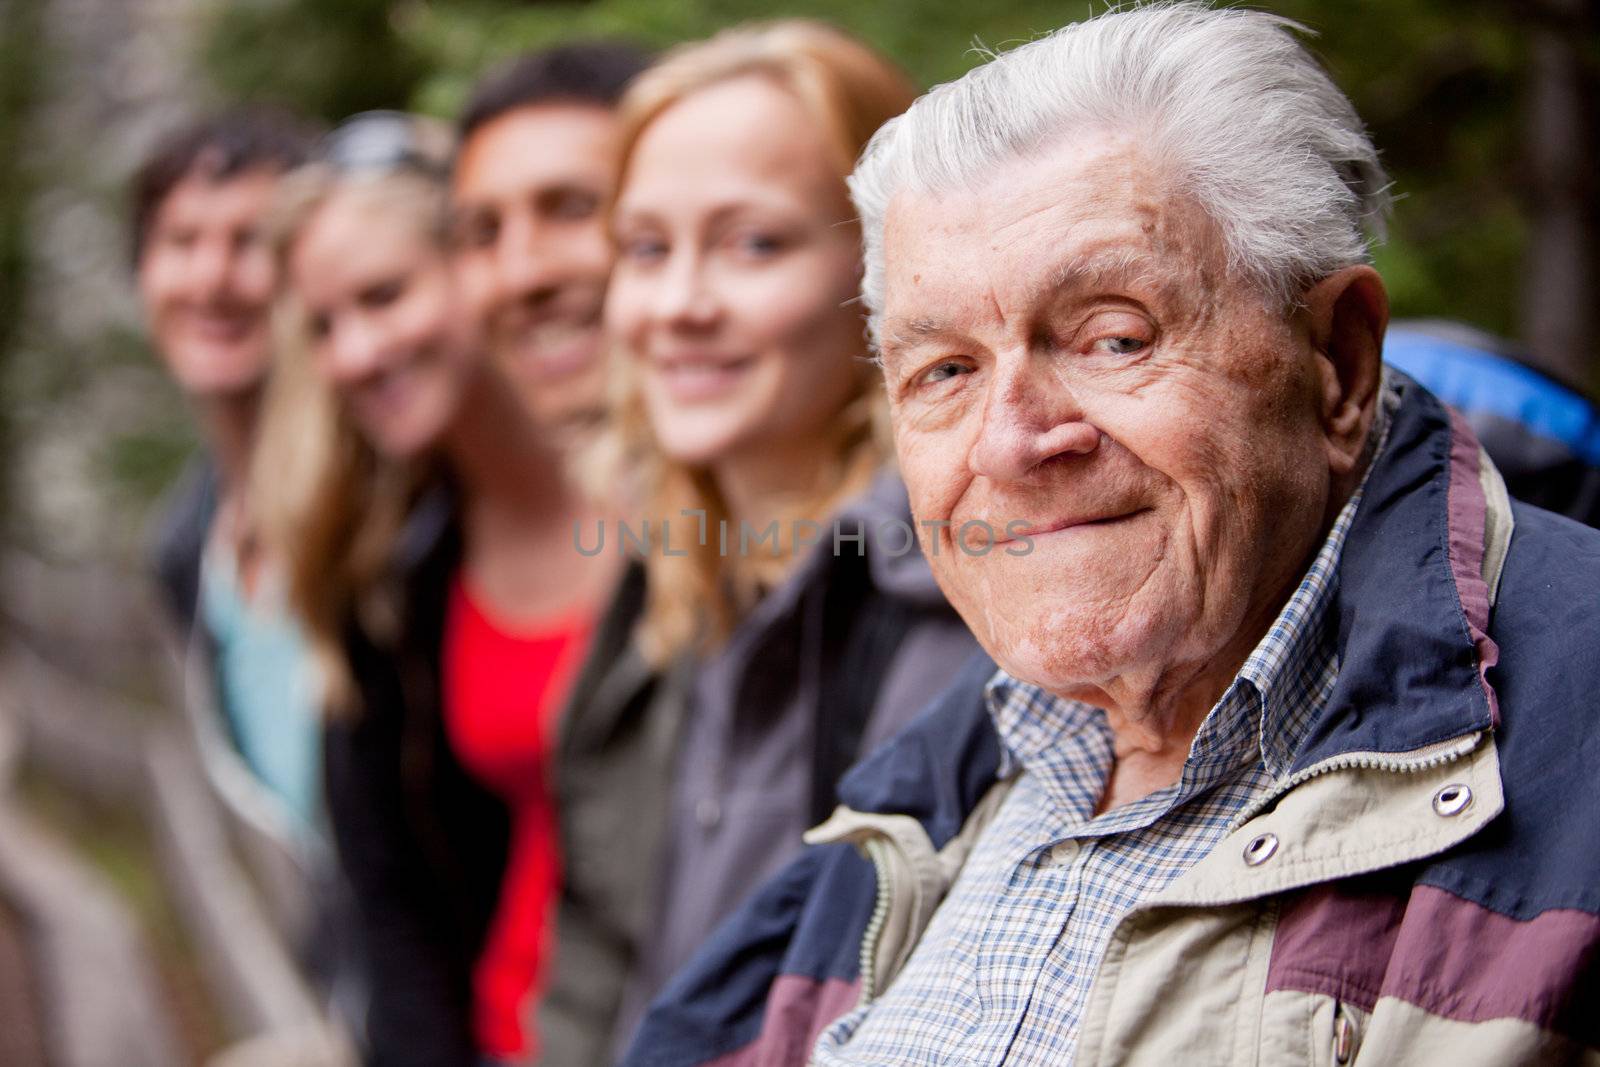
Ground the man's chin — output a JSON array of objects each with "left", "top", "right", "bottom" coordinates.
[
  {"left": 501, "top": 330, "right": 602, "bottom": 382},
  {"left": 508, "top": 361, "right": 607, "bottom": 428},
  {"left": 961, "top": 589, "right": 1174, "bottom": 696},
  {"left": 988, "top": 638, "right": 1109, "bottom": 702},
  {"left": 175, "top": 364, "right": 268, "bottom": 402}
]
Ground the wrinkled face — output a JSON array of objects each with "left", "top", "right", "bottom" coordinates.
[
  {"left": 138, "top": 168, "right": 281, "bottom": 397},
  {"left": 289, "top": 189, "right": 481, "bottom": 459},
  {"left": 452, "top": 105, "right": 617, "bottom": 428},
  {"left": 606, "top": 76, "right": 867, "bottom": 467},
  {"left": 880, "top": 132, "right": 1334, "bottom": 703}
]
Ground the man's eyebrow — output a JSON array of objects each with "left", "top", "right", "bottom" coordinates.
[
  {"left": 1042, "top": 246, "right": 1164, "bottom": 295},
  {"left": 877, "top": 317, "right": 952, "bottom": 362},
  {"left": 878, "top": 248, "right": 1174, "bottom": 362}
]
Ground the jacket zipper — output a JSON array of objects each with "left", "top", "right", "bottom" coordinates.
[
  {"left": 857, "top": 836, "right": 894, "bottom": 1003},
  {"left": 1231, "top": 730, "right": 1485, "bottom": 831}
]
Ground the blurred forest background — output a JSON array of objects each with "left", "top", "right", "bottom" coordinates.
[{"left": 0, "top": 0, "right": 1596, "bottom": 561}]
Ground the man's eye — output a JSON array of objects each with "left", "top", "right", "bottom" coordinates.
[
  {"left": 914, "top": 361, "right": 970, "bottom": 387},
  {"left": 455, "top": 215, "right": 498, "bottom": 250},
  {"left": 549, "top": 191, "right": 599, "bottom": 221},
  {"left": 1095, "top": 336, "right": 1148, "bottom": 356},
  {"left": 360, "top": 278, "right": 405, "bottom": 309}
]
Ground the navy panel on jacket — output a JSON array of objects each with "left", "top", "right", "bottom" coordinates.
[
  {"left": 1294, "top": 379, "right": 1495, "bottom": 770},
  {"left": 1417, "top": 501, "right": 1600, "bottom": 921}
]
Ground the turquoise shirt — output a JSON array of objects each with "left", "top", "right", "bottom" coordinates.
[{"left": 200, "top": 546, "right": 323, "bottom": 833}]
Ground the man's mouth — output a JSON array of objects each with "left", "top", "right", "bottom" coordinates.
[
  {"left": 503, "top": 318, "right": 601, "bottom": 379},
  {"left": 992, "top": 507, "right": 1155, "bottom": 545},
  {"left": 184, "top": 308, "right": 259, "bottom": 344}
]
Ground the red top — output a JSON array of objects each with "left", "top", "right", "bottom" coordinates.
[{"left": 441, "top": 574, "right": 594, "bottom": 1058}]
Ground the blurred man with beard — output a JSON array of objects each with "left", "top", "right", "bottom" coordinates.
[{"left": 451, "top": 43, "right": 652, "bottom": 444}]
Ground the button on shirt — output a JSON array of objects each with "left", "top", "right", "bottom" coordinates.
[{"left": 813, "top": 475, "right": 1375, "bottom": 1067}]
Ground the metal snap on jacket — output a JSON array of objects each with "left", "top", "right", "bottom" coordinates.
[
  {"left": 1243, "top": 832, "right": 1279, "bottom": 866},
  {"left": 1432, "top": 784, "right": 1472, "bottom": 817}
]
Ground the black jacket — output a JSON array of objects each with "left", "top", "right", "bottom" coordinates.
[
  {"left": 150, "top": 455, "right": 219, "bottom": 633},
  {"left": 324, "top": 486, "right": 511, "bottom": 1067}
]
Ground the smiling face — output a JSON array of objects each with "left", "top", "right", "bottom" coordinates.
[
  {"left": 880, "top": 131, "right": 1341, "bottom": 707},
  {"left": 451, "top": 104, "right": 618, "bottom": 428},
  {"left": 605, "top": 75, "right": 868, "bottom": 468},
  {"left": 138, "top": 167, "right": 281, "bottom": 397},
  {"left": 289, "top": 185, "right": 481, "bottom": 459}
]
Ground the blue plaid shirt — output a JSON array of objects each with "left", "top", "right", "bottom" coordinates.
[{"left": 813, "top": 453, "right": 1382, "bottom": 1066}]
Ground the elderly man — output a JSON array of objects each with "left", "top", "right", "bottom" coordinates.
[{"left": 621, "top": 5, "right": 1600, "bottom": 1066}]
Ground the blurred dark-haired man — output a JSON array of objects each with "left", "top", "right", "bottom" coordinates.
[
  {"left": 451, "top": 42, "right": 651, "bottom": 441},
  {"left": 136, "top": 106, "right": 311, "bottom": 631}
]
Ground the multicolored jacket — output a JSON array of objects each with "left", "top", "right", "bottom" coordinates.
[{"left": 620, "top": 377, "right": 1600, "bottom": 1067}]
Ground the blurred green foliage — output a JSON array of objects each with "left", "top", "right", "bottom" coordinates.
[
  {"left": 190, "top": 0, "right": 1585, "bottom": 355},
  {"left": 202, "top": 0, "right": 432, "bottom": 123},
  {"left": 0, "top": 0, "right": 47, "bottom": 543}
]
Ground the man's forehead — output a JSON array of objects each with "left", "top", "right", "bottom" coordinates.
[
  {"left": 878, "top": 224, "right": 1195, "bottom": 347},
  {"left": 159, "top": 166, "right": 279, "bottom": 219},
  {"left": 454, "top": 104, "right": 616, "bottom": 199},
  {"left": 878, "top": 143, "right": 1220, "bottom": 345}
]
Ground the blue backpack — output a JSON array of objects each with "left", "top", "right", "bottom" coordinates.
[{"left": 1386, "top": 320, "right": 1600, "bottom": 528}]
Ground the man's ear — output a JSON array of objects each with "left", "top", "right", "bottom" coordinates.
[{"left": 1303, "top": 265, "right": 1387, "bottom": 477}]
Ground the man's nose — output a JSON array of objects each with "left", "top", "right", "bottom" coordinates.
[
  {"left": 968, "top": 358, "right": 1100, "bottom": 482},
  {"left": 191, "top": 237, "right": 233, "bottom": 302},
  {"left": 492, "top": 214, "right": 565, "bottom": 306}
]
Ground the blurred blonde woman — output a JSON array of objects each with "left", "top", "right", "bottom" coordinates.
[
  {"left": 541, "top": 22, "right": 978, "bottom": 1065},
  {"left": 255, "top": 113, "right": 619, "bottom": 1066}
]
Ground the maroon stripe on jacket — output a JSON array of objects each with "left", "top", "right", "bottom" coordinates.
[
  {"left": 1269, "top": 882, "right": 1600, "bottom": 1043},
  {"left": 1444, "top": 409, "right": 1502, "bottom": 725},
  {"left": 704, "top": 975, "right": 860, "bottom": 1067},
  {"left": 1267, "top": 880, "right": 1405, "bottom": 1012}
]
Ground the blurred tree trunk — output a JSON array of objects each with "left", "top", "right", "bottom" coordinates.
[{"left": 1521, "top": 0, "right": 1599, "bottom": 390}]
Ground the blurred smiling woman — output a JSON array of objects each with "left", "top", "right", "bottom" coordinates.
[
  {"left": 257, "top": 115, "right": 618, "bottom": 1066},
  {"left": 541, "top": 22, "right": 978, "bottom": 1065}
]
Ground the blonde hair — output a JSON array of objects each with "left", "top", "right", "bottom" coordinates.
[
  {"left": 252, "top": 162, "right": 452, "bottom": 715},
  {"left": 608, "top": 21, "right": 918, "bottom": 663}
]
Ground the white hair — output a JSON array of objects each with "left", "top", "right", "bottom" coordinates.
[{"left": 848, "top": 2, "right": 1390, "bottom": 345}]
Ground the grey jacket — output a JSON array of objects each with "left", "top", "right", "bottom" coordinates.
[{"left": 537, "top": 470, "right": 978, "bottom": 1067}]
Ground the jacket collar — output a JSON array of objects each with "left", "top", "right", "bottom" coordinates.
[{"left": 1292, "top": 373, "right": 1504, "bottom": 770}]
